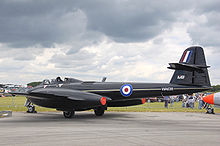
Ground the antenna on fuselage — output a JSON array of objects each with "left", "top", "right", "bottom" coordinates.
[{"left": 102, "top": 77, "right": 107, "bottom": 82}]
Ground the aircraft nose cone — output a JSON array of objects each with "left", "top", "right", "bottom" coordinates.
[{"left": 203, "top": 94, "right": 214, "bottom": 104}]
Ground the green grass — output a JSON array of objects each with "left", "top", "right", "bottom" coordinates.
[
  {"left": 0, "top": 96, "right": 56, "bottom": 112},
  {"left": 1, "top": 96, "right": 220, "bottom": 113}
]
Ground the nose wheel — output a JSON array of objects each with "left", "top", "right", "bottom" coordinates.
[
  {"left": 27, "top": 105, "right": 37, "bottom": 113},
  {"left": 25, "top": 98, "right": 37, "bottom": 113},
  {"left": 63, "top": 111, "right": 75, "bottom": 118}
]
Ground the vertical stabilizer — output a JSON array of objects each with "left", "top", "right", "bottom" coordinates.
[{"left": 169, "top": 46, "right": 211, "bottom": 87}]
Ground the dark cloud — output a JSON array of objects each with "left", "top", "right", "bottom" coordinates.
[
  {"left": 0, "top": 0, "right": 194, "bottom": 48},
  {"left": 0, "top": 0, "right": 219, "bottom": 50},
  {"left": 187, "top": 0, "right": 220, "bottom": 48},
  {"left": 76, "top": 0, "right": 193, "bottom": 43},
  {"left": 0, "top": 0, "right": 87, "bottom": 48}
]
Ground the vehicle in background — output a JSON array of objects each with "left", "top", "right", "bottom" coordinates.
[{"left": 0, "top": 88, "right": 4, "bottom": 93}]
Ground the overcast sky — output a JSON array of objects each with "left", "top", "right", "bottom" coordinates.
[{"left": 0, "top": 0, "right": 219, "bottom": 85}]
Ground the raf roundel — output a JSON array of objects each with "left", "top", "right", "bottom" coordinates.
[{"left": 120, "top": 84, "right": 133, "bottom": 97}]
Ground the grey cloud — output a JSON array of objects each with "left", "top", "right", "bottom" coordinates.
[
  {"left": 1, "top": 0, "right": 219, "bottom": 50},
  {"left": 49, "top": 49, "right": 97, "bottom": 71},
  {"left": 0, "top": 0, "right": 87, "bottom": 48},
  {"left": 187, "top": 1, "right": 220, "bottom": 48},
  {"left": 0, "top": 0, "right": 195, "bottom": 49},
  {"left": 194, "top": 0, "right": 220, "bottom": 13},
  {"left": 0, "top": 46, "right": 42, "bottom": 60},
  {"left": 77, "top": 0, "right": 193, "bottom": 43},
  {"left": 0, "top": 58, "right": 26, "bottom": 72}
]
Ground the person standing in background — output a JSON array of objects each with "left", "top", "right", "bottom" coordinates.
[
  {"left": 185, "top": 94, "right": 190, "bottom": 108},
  {"left": 188, "top": 94, "right": 194, "bottom": 109},
  {"left": 176, "top": 95, "right": 180, "bottom": 102},
  {"left": 170, "top": 96, "right": 175, "bottom": 108},
  {"left": 198, "top": 93, "right": 204, "bottom": 109},
  {"left": 164, "top": 96, "right": 169, "bottom": 108},
  {"left": 182, "top": 94, "right": 186, "bottom": 108}
]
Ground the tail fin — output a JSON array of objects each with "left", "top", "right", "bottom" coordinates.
[{"left": 168, "top": 46, "right": 211, "bottom": 87}]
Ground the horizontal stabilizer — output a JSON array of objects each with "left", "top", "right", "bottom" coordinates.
[{"left": 168, "top": 63, "right": 210, "bottom": 73}]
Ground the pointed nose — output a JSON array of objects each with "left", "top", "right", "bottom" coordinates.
[{"left": 203, "top": 94, "right": 214, "bottom": 104}]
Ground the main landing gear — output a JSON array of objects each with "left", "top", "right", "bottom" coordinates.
[
  {"left": 94, "top": 107, "right": 106, "bottom": 116},
  {"left": 63, "top": 107, "right": 106, "bottom": 118},
  {"left": 63, "top": 111, "right": 75, "bottom": 118}
]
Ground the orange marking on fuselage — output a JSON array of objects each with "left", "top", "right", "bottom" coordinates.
[
  {"left": 100, "top": 97, "right": 106, "bottom": 105},
  {"left": 142, "top": 98, "right": 146, "bottom": 104},
  {"left": 203, "top": 94, "right": 214, "bottom": 104}
]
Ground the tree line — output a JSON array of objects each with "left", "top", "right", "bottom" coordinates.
[
  {"left": 27, "top": 82, "right": 42, "bottom": 87},
  {"left": 208, "top": 85, "right": 220, "bottom": 93}
]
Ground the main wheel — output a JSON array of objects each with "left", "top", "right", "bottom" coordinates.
[
  {"left": 63, "top": 111, "right": 75, "bottom": 118},
  {"left": 94, "top": 107, "right": 105, "bottom": 116}
]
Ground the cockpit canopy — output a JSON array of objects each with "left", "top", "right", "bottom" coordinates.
[
  {"left": 42, "top": 79, "right": 50, "bottom": 85},
  {"left": 41, "top": 77, "right": 82, "bottom": 85}
]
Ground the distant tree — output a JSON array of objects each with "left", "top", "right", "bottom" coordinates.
[
  {"left": 208, "top": 85, "right": 220, "bottom": 93},
  {"left": 27, "top": 82, "right": 42, "bottom": 87}
]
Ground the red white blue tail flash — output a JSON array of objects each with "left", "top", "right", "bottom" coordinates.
[
  {"left": 181, "top": 50, "right": 192, "bottom": 63},
  {"left": 120, "top": 84, "right": 133, "bottom": 97}
]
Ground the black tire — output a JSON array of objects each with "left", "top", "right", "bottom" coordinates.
[
  {"left": 206, "top": 108, "right": 215, "bottom": 114},
  {"left": 211, "top": 108, "right": 215, "bottom": 114},
  {"left": 63, "top": 111, "right": 75, "bottom": 118},
  {"left": 94, "top": 107, "right": 105, "bottom": 116},
  {"left": 27, "top": 105, "right": 35, "bottom": 113}
]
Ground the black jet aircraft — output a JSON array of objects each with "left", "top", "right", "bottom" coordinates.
[{"left": 12, "top": 46, "right": 211, "bottom": 118}]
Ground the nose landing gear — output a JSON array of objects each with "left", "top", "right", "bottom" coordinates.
[{"left": 25, "top": 98, "right": 37, "bottom": 113}]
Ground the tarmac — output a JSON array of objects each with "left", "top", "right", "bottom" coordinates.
[{"left": 0, "top": 111, "right": 220, "bottom": 146}]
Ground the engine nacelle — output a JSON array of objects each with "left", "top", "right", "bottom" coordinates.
[{"left": 108, "top": 98, "right": 146, "bottom": 107}]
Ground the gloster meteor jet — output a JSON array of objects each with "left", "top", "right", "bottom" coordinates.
[{"left": 12, "top": 46, "right": 211, "bottom": 118}]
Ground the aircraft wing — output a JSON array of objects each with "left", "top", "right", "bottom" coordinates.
[
  {"left": 12, "top": 88, "right": 112, "bottom": 109},
  {"left": 30, "top": 88, "right": 109, "bottom": 99}
]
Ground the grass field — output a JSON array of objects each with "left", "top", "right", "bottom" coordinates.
[{"left": 1, "top": 96, "right": 220, "bottom": 113}]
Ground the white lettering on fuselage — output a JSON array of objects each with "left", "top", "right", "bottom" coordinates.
[
  {"left": 177, "top": 75, "right": 185, "bottom": 80},
  {"left": 161, "top": 87, "right": 174, "bottom": 91}
]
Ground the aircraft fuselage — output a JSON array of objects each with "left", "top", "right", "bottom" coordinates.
[{"left": 27, "top": 82, "right": 210, "bottom": 111}]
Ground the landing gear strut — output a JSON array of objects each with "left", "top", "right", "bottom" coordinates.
[
  {"left": 25, "top": 98, "right": 37, "bottom": 113},
  {"left": 63, "top": 111, "right": 75, "bottom": 118},
  {"left": 94, "top": 107, "right": 105, "bottom": 116}
]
